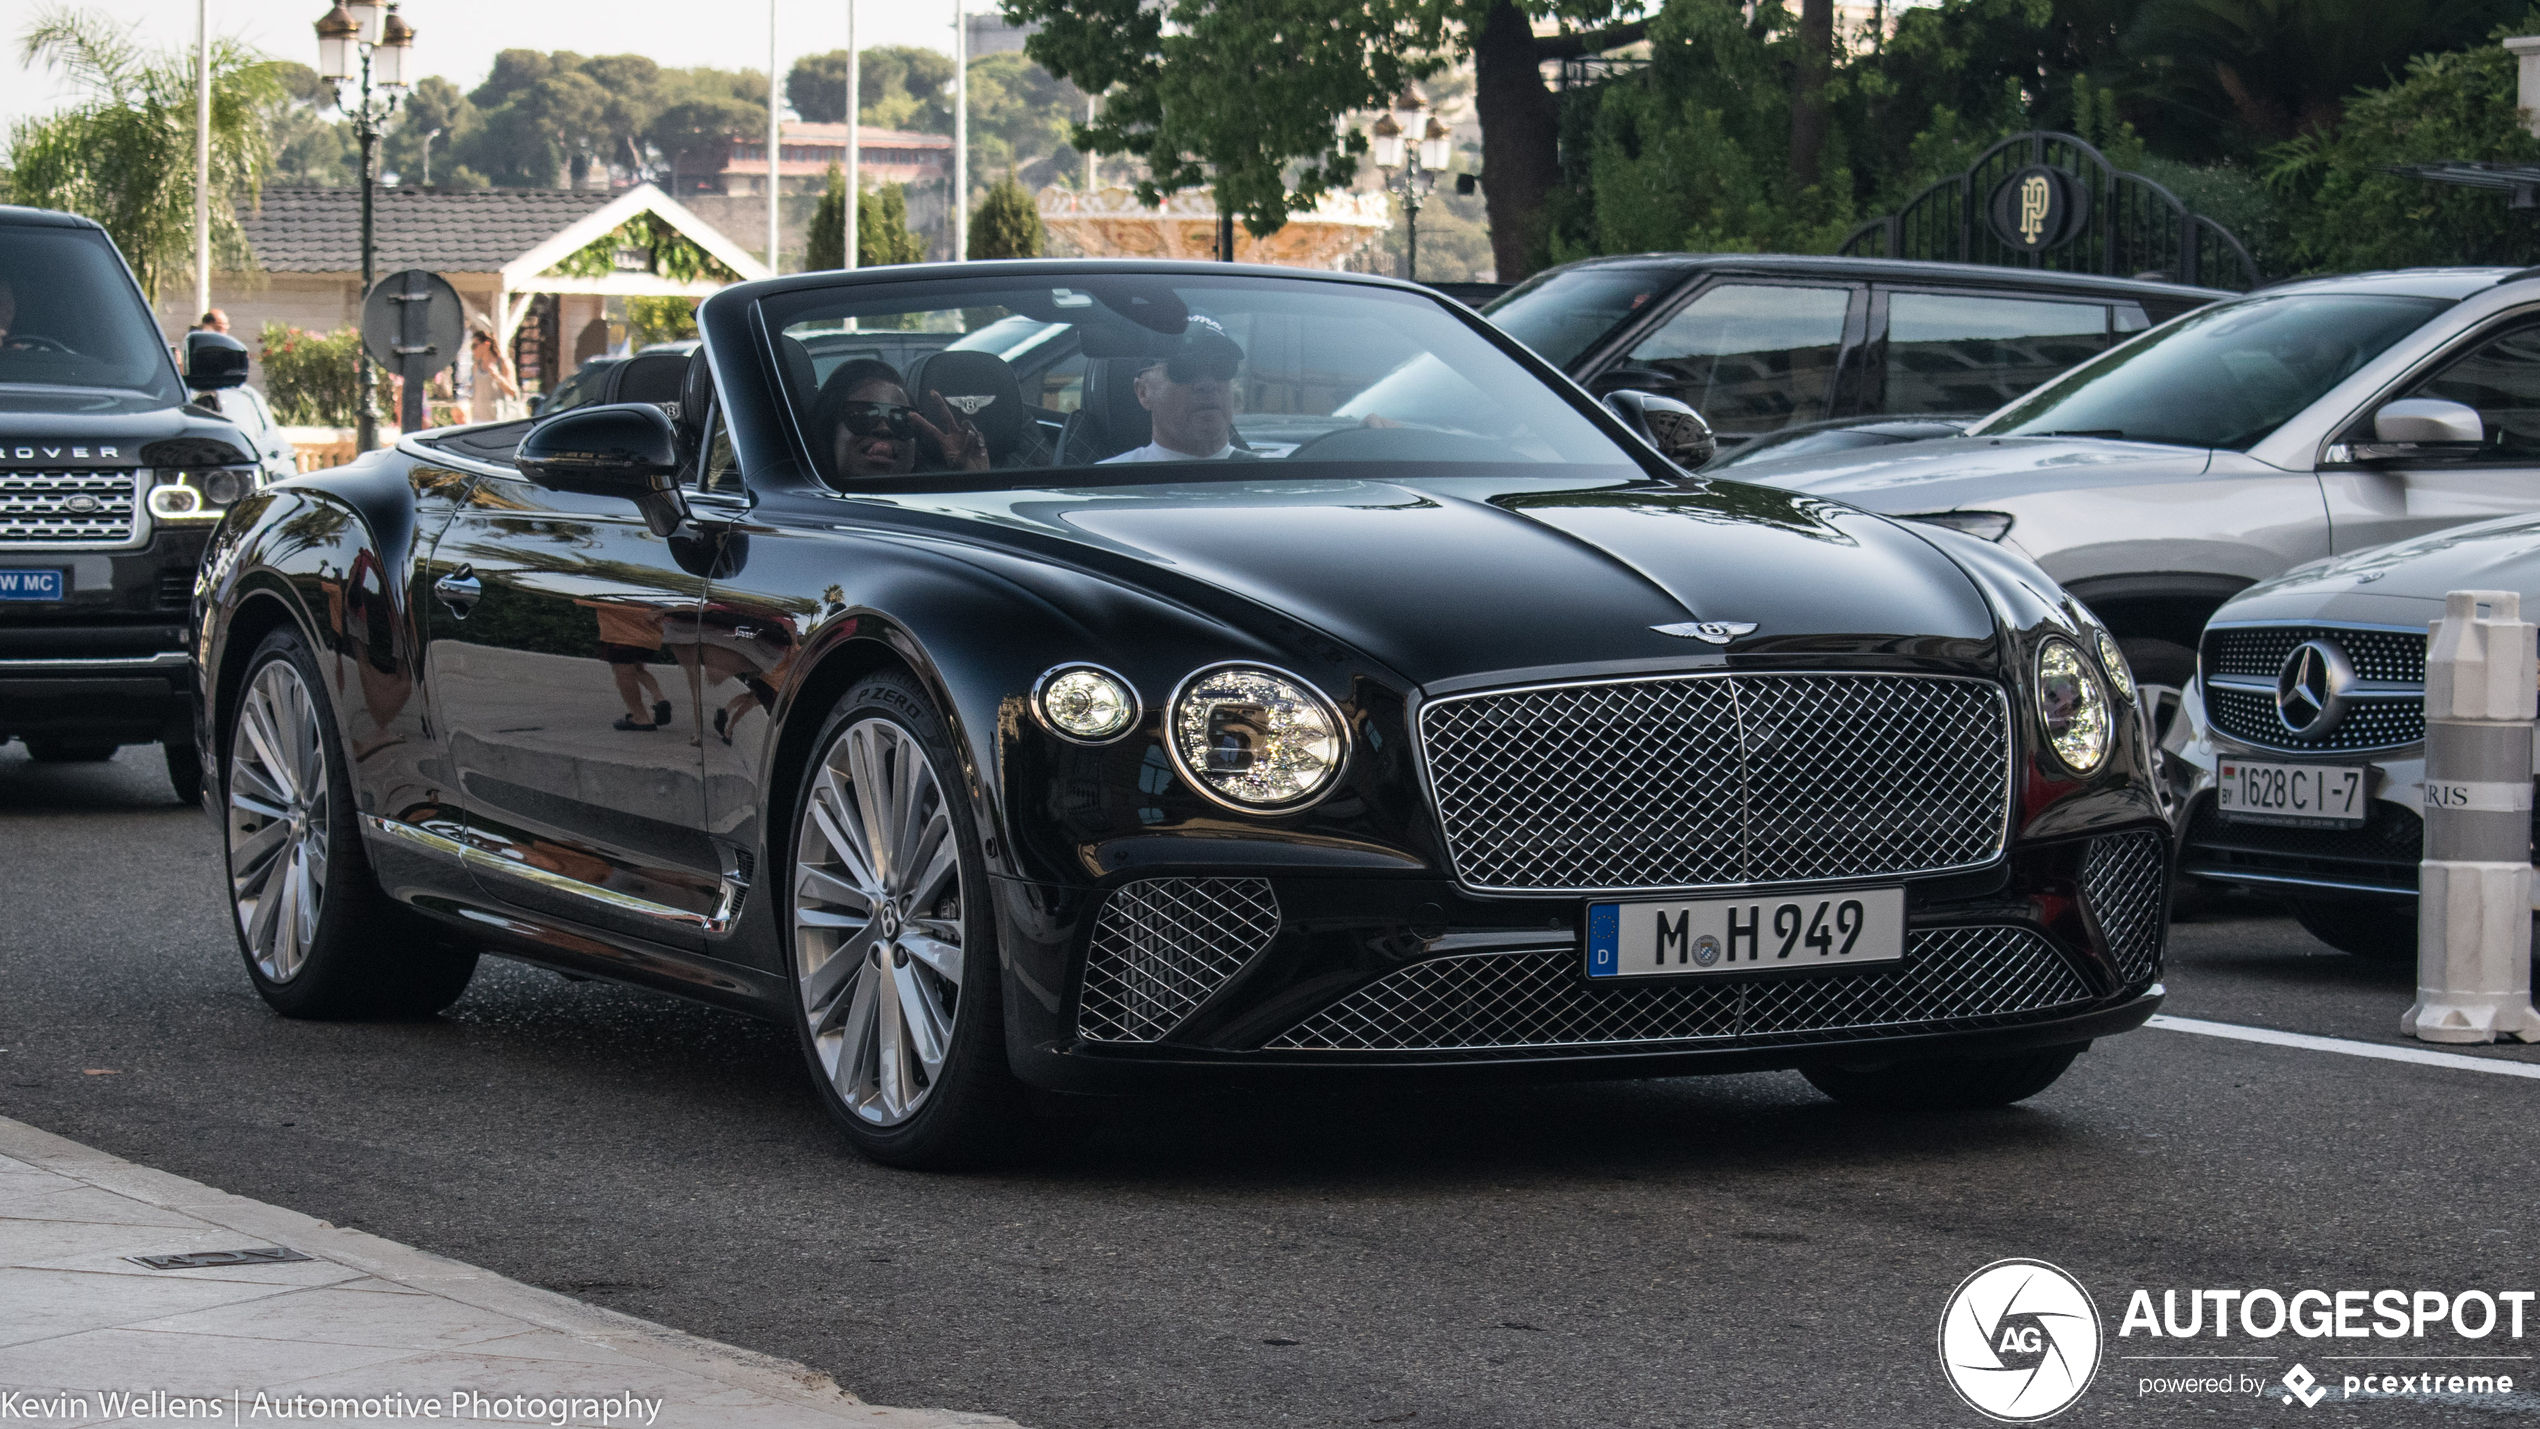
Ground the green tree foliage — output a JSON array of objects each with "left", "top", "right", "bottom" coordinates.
[
  {"left": 434, "top": 49, "right": 764, "bottom": 189},
  {"left": 381, "top": 76, "right": 485, "bottom": 187},
  {"left": 544, "top": 212, "right": 740, "bottom": 282},
  {"left": 806, "top": 162, "right": 848, "bottom": 270},
  {"left": 258, "top": 322, "right": 363, "bottom": 426},
  {"left": 968, "top": 172, "right": 1044, "bottom": 259},
  {"left": 2267, "top": 29, "right": 2540, "bottom": 271},
  {"left": 624, "top": 296, "right": 698, "bottom": 347},
  {"left": 858, "top": 182, "right": 925, "bottom": 267},
  {"left": 788, "top": 48, "right": 1086, "bottom": 200},
  {"left": 962, "top": 52, "right": 1084, "bottom": 182},
  {"left": 6, "top": 6, "right": 282, "bottom": 299},
  {"left": 788, "top": 46, "right": 955, "bottom": 130},
  {"left": 648, "top": 96, "right": 763, "bottom": 193},
  {"left": 263, "top": 61, "right": 358, "bottom": 185},
  {"left": 2122, "top": 0, "right": 2519, "bottom": 156},
  {"left": 1009, "top": 0, "right": 1451, "bottom": 237}
]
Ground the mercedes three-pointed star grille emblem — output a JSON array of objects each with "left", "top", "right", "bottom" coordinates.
[{"left": 2274, "top": 638, "right": 2353, "bottom": 737}]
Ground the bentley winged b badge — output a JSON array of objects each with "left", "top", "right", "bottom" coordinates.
[{"left": 1651, "top": 620, "right": 1759, "bottom": 644}]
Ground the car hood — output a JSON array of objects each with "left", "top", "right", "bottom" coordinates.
[
  {"left": 1717, "top": 434, "right": 2213, "bottom": 509},
  {"left": 0, "top": 395, "right": 251, "bottom": 466},
  {"left": 2221, "top": 511, "right": 2540, "bottom": 627},
  {"left": 884, "top": 472, "right": 1998, "bottom": 688}
]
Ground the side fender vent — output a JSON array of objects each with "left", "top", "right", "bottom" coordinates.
[{"left": 1076, "top": 878, "right": 1280, "bottom": 1044}]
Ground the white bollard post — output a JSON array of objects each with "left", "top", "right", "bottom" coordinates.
[{"left": 2405, "top": 589, "right": 2540, "bottom": 1043}]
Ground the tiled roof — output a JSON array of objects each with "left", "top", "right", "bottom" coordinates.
[{"left": 238, "top": 186, "right": 617, "bottom": 273}]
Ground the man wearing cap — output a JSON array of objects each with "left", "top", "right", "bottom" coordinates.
[{"left": 1102, "top": 315, "right": 1258, "bottom": 463}]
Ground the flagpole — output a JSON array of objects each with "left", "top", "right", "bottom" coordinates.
[
  {"left": 844, "top": 0, "right": 857, "bottom": 270},
  {"left": 766, "top": 0, "right": 781, "bottom": 271},
  {"left": 194, "top": 0, "right": 211, "bottom": 322}
]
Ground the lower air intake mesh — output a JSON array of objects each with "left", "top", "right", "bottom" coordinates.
[
  {"left": 1265, "top": 925, "right": 2090, "bottom": 1055},
  {"left": 1076, "top": 878, "right": 1280, "bottom": 1044},
  {"left": 2081, "top": 830, "right": 2168, "bottom": 987}
]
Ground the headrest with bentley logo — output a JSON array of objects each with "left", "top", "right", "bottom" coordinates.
[{"left": 905, "top": 349, "right": 1029, "bottom": 459}]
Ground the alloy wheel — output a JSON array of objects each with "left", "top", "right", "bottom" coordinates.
[
  {"left": 793, "top": 716, "right": 965, "bottom": 1126},
  {"left": 227, "top": 659, "right": 330, "bottom": 983}
]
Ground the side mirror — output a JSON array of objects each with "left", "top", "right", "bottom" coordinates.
[
  {"left": 2372, "top": 398, "right": 2484, "bottom": 448},
  {"left": 517, "top": 402, "right": 687, "bottom": 535},
  {"left": 1605, "top": 389, "right": 1717, "bottom": 469},
  {"left": 185, "top": 330, "right": 251, "bottom": 391},
  {"left": 526, "top": 393, "right": 548, "bottom": 417}
]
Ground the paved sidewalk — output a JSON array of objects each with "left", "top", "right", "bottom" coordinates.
[{"left": 0, "top": 1115, "right": 1021, "bottom": 1428}]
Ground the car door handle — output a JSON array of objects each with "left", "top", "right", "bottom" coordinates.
[{"left": 433, "top": 568, "right": 482, "bottom": 615}]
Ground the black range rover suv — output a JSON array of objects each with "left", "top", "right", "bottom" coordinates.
[{"left": 0, "top": 205, "right": 261, "bottom": 802}]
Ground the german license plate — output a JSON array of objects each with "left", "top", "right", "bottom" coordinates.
[
  {"left": 1586, "top": 887, "right": 1907, "bottom": 979},
  {"left": 2216, "top": 759, "right": 2365, "bottom": 827},
  {"left": 0, "top": 569, "right": 64, "bottom": 601}
]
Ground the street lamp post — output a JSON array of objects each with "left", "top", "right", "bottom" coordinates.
[
  {"left": 314, "top": 0, "right": 413, "bottom": 453},
  {"left": 1366, "top": 88, "right": 1451, "bottom": 285},
  {"left": 419, "top": 126, "right": 441, "bottom": 185}
]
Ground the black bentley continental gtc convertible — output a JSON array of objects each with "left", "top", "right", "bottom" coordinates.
[{"left": 192, "top": 261, "right": 2169, "bottom": 1165}]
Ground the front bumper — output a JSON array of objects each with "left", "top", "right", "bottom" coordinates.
[
  {"left": 2168, "top": 677, "right": 2535, "bottom": 907},
  {"left": 0, "top": 648, "right": 193, "bottom": 745},
  {"left": 992, "top": 830, "right": 2171, "bottom": 1093},
  {"left": 0, "top": 527, "right": 207, "bottom": 747}
]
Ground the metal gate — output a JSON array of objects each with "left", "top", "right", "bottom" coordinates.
[{"left": 1838, "top": 131, "right": 2258, "bottom": 291}]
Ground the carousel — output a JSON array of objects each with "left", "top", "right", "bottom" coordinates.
[{"left": 1038, "top": 185, "right": 1391, "bottom": 269}]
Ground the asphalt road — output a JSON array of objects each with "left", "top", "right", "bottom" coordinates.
[{"left": 5, "top": 742, "right": 2538, "bottom": 1427}]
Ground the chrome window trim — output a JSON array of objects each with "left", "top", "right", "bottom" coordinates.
[
  {"left": 1409, "top": 669, "right": 2015, "bottom": 898},
  {"left": 360, "top": 814, "right": 747, "bottom": 934}
]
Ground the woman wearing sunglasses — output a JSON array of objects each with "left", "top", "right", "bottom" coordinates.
[{"left": 812, "top": 358, "right": 991, "bottom": 481}]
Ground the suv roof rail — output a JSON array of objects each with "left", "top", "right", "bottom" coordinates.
[{"left": 2498, "top": 267, "right": 2540, "bottom": 285}]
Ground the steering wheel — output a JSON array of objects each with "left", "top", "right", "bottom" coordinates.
[{"left": 2, "top": 334, "right": 75, "bottom": 354}]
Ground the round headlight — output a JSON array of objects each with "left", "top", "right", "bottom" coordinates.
[
  {"left": 2037, "top": 638, "right": 2110, "bottom": 774},
  {"left": 2093, "top": 628, "right": 2135, "bottom": 702},
  {"left": 1169, "top": 665, "right": 1346, "bottom": 809},
  {"left": 205, "top": 468, "right": 249, "bottom": 505},
  {"left": 145, "top": 480, "right": 205, "bottom": 520},
  {"left": 1036, "top": 665, "right": 1137, "bottom": 742}
]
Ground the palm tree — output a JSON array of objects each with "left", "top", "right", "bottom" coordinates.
[{"left": 7, "top": 6, "right": 283, "bottom": 301}]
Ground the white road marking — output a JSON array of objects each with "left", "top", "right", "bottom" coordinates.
[{"left": 2147, "top": 1014, "right": 2540, "bottom": 1079}]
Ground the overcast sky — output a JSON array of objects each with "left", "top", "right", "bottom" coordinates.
[{"left": 2, "top": 0, "right": 971, "bottom": 132}]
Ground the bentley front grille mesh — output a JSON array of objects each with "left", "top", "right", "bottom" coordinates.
[
  {"left": 0, "top": 469, "right": 139, "bottom": 546},
  {"left": 1265, "top": 925, "right": 2089, "bottom": 1055},
  {"left": 2204, "top": 684, "right": 2423, "bottom": 753},
  {"left": 1420, "top": 674, "right": 2009, "bottom": 892},
  {"left": 1076, "top": 877, "right": 1281, "bottom": 1044},
  {"left": 2082, "top": 831, "right": 2168, "bottom": 987}
]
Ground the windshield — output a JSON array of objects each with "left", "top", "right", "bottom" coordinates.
[
  {"left": 760, "top": 274, "right": 1637, "bottom": 486},
  {"left": 1980, "top": 294, "right": 2446, "bottom": 450},
  {"left": 1479, "top": 264, "right": 1677, "bottom": 368},
  {"left": 0, "top": 225, "right": 184, "bottom": 404}
]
